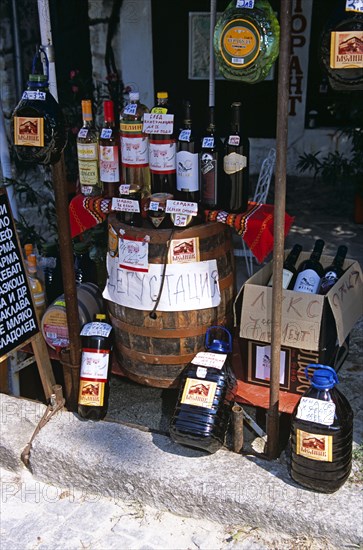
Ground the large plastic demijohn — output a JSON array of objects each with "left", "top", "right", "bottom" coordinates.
[
  {"left": 289, "top": 364, "right": 353, "bottom": 493},
  {"left": 169, "top": 325, "right": 237, "bottom": 454}
]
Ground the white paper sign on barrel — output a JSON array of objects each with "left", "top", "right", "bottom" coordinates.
[{"left": 103, "top": 255, "right": 221, "bottom": 312}]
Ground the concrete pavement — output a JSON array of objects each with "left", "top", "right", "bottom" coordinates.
[{"left": 0, "top": 392, "right": 362, "bottom": 549}]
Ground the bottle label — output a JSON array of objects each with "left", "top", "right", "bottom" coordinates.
[
  {"left": 180, "top": 377, "right": 217, "bottom": 409},
  {"left": 237, "top": 0, "right": 255, "bottom": 7},
  {"left": 78, "top": 159, "right": 99, "bottom": 186},
  {"left": 191, "top": 352, "right": 227, "bottom": 370},
  {"left": 78, "top": 128, "right": 89, "bottom": 139},
  {"left": 319, "top": 272, "right": 338, "bottom": 294},
  {"left": 345, "top": 0, "right": 363, "bottom": 13},
  {"left": 223, "top": 152, "right": 247, "bottom": 175},
  {"left": 123, "top": 103, "right": 138, "bottom": 116},
  {"left": 330, "top": 30, "right": 363, "bottom": 69},
  {"left": 120, "top": 121, "right": 143, "bottom": 134},
  {"left": 282, "top": 269, "right": 294, "bottom": 289},
  {"left": 14, "top": 116, "right": 44, "bottom": 147},
  {"left": 77, "top": 143, "right": 98, "bottom": 160},
  {"left": 176, "top": 151, "right": 199, "bottom": 191},
  {"left": 219, "top": 18, "right": 260, "bottom": 68},
  {"left": 296, "top": 429, "right": 333, "bottom": 462},
  {"left": 202, "top": 136, "right": 215, "bottom": 148},
  {"left": 22, "top": 90, "right": 46, "bottom": 101},
  {"left": 121, "top": 135, "right": 149, "bottom": 167},
  {"left": 294, "top": 269, "right": 321, "bottom": 293},
  {"left": 149, "top": 141, "right": 176, "bottom": 173},
  {"left": 100, "top": 128, "right": 113, "bottom": 139},
  {"left": 80, "top": 322, "right": 112, "bottom": 338},
  {"left": 78, "top": 379, "right": 105, "bottom": 406},
  {"left": 228, "top": 135, "right": 240, "bottom": 146},
  {"left": 100, "top": 145, "right": 120, "bottom": 182},
  {"left": 201, "top": 155, "right": 217, "bottom": 205},
  {"left": 296, "top": 397, "right": 336, "bottom": 426},
  {"left": 178, "top": 129, "right": 191, "bottom": 141},
  {"left": 78, "top": 349, "right": 111, "bottom": 407}
]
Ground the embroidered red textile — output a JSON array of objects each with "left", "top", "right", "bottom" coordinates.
[{"left": 69, "top": 196, "right": 294, "bottom": 263}]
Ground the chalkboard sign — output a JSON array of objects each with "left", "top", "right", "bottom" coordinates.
[{"left": 0, "top": 188, "right": 39, "bottom": 357}]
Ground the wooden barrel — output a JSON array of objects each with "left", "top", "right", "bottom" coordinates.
[{"left": 106, "top": 215, "right": 235, "bottom": 388}]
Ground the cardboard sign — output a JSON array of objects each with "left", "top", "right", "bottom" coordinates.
[
  {"left": 236, "top": 252, "right": 363, "bottom": 351},
  {"left": 0, "top": 190, "right": 39, "bottom": 357}
]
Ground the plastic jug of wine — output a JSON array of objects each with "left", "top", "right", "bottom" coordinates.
[
  {"left": 169, "top": 325, "right": 237, "bottom": 454},
  {"left": 289, "top": 364, "right": 353, "bottom": 493}
]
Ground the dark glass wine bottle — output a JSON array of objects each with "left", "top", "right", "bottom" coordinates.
[
  {"left": 99, "top": 100, "right": 120, "bottom": 199},
  {"left": 293, "top": 239, "right": 325, "bottom": 294},
  {"left": 149, "top": 91, "right": 176, "bottom": 195},
  {"left": 267, "top": 243, "right": 303, "bottom": 289},
  {"left": 11, "top": 49, "right": 67, "bottom": 165},
  {"left": 78, "top": 313, "right": 113, "bottom": 421},
  {"left": 200, "top": 106, "right": 223, "bottom": 210},
  {"left": 176, "top": 100, "right": 200, "bottom": 202},
  {"left": 319, "top": 245, "right": 348, "bottom": 295},
  {"left": 222, "top": 101, "right": 249, "bottom": 213}
]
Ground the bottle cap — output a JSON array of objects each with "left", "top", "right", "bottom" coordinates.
[
  {"left": 28, "top": 74, "right": 47, "bottom": 84},
  {"left": 129, "top": 92, "right": 140, "bottom": 101},
  {"left": 208, "top": 338, "right": 229, "bottom": 353},
  {"left": 95, "top": 313, "right": 106, "bottom": 321},
  {"left": 81, "top": 100, "right": 93, "bottom": 119},
  {"left": 305, "top": 364, "right": 339, "bottom": 389},
  {"left": 24, "top": 243, "right": 34, "bottom": 257},
  {"left": 103, "top": 100, "right": 115, "bottom": 122},
  {"left": 157, "top": 91, "right": 168, "bottom": 99}
]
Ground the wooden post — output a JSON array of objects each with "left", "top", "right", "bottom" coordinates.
[
  {"left": 51, "top": 157, "right": 81, "bottom": 411},
  {"left": 266, "top": 0, "right": 292, "bottom": 459}
]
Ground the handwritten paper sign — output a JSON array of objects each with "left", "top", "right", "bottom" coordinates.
[
  {"left": 103, "top": 256, "right": 220, "bottom": 311},
  {"left": 0, "top": 190, "right": 39, "bottom": 357},
  {"left": 296, "top": 396, "right": 336, "bottom": 426},
  {"left": 118, "top": 235, "right": 149, "bottom": 272},
  {"left": 143, "top": 113, "right": 174, "bottom": 135},
  {"left": 191, "top": 352, "right": 227, "bottom": 370},
  {"left": 165, "top": 200, "right": 199, "bottom": 216}
]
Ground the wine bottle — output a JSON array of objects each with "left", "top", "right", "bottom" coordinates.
[
  {"left": 11, "top": 48, "right": 67, "bottom": 165},
  {"left": 27, "top": 253, "right": 47, "bottom": 321},
  {"left": 77, "top": 99, "right": 102, "bottom": 197},
  {"left": 320, "top": 4, "right": 363, "bottom": 91},
  {"left": 78, "top": 313, "right": 113, "bottom": 421},
  {"left": 222, "top": 101, "right": 249, "bottom": 213},
  {"left": 267, "top": 244, "right": 303, "bottom": 290},
  {"left": 293, "top": 239, "right": 325, "bottom": 294},
  {"left": 73, "top": 241, "right": 97, "bottom": 285},
  {"left": 213, "top": 0, "right": 280, "bottom": 84},
  {"left": 319, "top": 245, "right": 348, "bottom": 295},
  {"left": 120, "top": 91, "right": 150, "bottom": 197},
  {"left": 40, "top": 242, "right": 63, "bottom": 304},
  {"left": 200, "top": 106, "right": 224, "bottom": 210},
  {"left": 148, "top": 91, "right": 176, "bottom": 195},
  {"left": 176, "top": 100, "right": 200, "bottom": 202},
  {"left": 99, "top": 100, "right": 120, "bottom": 199}
]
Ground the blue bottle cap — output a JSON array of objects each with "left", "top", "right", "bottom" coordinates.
[
  {"left": 205, "top": 325, "right": 232, "bottom": 353},
  {"left": 305, "top": 364, "right": 339, "bottom": 390},
  {"left": 208, "top": 338, "right": 229, "bottom": 353}
]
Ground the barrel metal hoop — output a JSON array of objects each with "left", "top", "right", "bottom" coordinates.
[
  {"left": 109, "top": 312, "right": 228, "bottom": 338},
  {"left": 118, "top": 344, "right": 196, "bottom": 365}
]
